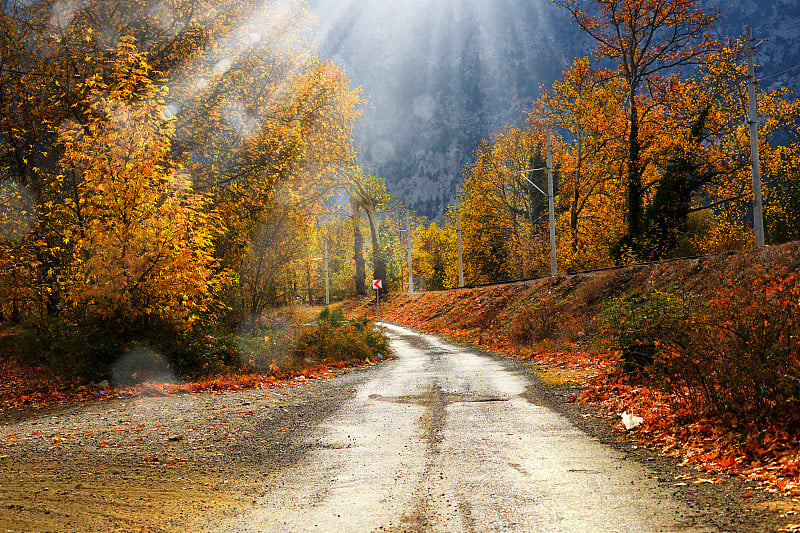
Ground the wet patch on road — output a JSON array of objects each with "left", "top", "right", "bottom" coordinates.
[{"left": 368, "top": 392, "right": 510, "bottom": 405}]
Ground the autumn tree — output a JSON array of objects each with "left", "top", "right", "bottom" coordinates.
[
  {"left": 375, "top": 204, "right": 411, "bottom": 293},
  {"left": 311, "top": 216, "right": 355, "bottom": 302},
  {"left": 343, "top": 170, "right": 390, "bottom": 294},
  {"left": 0, "top": 0, "right": 360, "bottom": 310},
  {"left": 215, "top": 59, "right": 363, "bottom": 316},
  {"left": 50, "top": 39, "right": 222, "bottom": 326},
  {"left": 413, "top": 219, "right": 457, "bottom": 291},
  {"left": 647, "top": 43, "right": 800, "bottom": 256},
  {"left": 2, "top": 39, "right": 228, "bottom": 377},
  {"left": 236, "top": 201, "right": 310, "bottom": 315},
  {"left": 172, "top": 47, "right": 362, "bottom": 291},
  {"left": 0, "top": 0, "right": 270, "bottom": 202},
  {"left": 460, "top": 128, "right": 568, "bottom": 283},
  {"left": 769, "top": 165, "right": 800, "bottom": 244},
  {"left": 461, "top": 10, "right": 800, "bottom": 271},
  {"left": 637, "top": 100, "right": 718, "bottom": 258},
  {"left": 0, "top": 181, "right": 36, "bottom": 322},
  {"left": 555, "top": 0, "right": 718, "bottom": 257},
  {"left": 460, "top": 139, "right": 515, "bottom": 284},
  {"left": 531, "top": 57, "right": 628, "bottom": 269},
  {"left": 0, "top": 0, "right": 368, "bottom": 378}
]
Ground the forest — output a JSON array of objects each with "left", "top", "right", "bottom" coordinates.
[
  {"left": 341, "top": 0, "right": 800, "bottom": 293},
  {"left": 0, "top": 0, "right": 384, "bottom": 378},
  {"left": 2, "top": 0, "right": 800, "bottom": 381},
  {"left": 422, "top": 1, "right": 800, "bottom": 287}
]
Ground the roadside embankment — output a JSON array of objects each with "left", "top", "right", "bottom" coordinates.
[{"left": 348, "top": 242, "right": 800, "bottom": 499}]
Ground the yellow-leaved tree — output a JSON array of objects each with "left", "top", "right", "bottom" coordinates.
[{"left": 47, "top": 38, "right": 223, "bottom": 330}]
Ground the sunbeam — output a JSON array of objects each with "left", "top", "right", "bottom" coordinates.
[{"left": 305, "top": 0, "right": 570, "bottom": 218}]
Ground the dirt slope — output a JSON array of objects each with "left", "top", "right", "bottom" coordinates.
[{"left": 367, "top": 242, "right": 800, "bottom": 355}]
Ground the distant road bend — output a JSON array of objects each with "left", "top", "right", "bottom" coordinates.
[{"left": 215, "top": 322, "right": 711, "bottom": 533}]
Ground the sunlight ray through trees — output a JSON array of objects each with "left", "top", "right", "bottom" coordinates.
[{"left": 0, "top": 0, "right": 376, "bottom": 377}]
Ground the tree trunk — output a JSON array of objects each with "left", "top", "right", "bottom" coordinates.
[
  {"left": 351, "top": 198, "right": 366, "bottom": 296},
  {"left": 627, "top": 96, "right": 643, "bottom": 240},
  {"left": 306, "top": 250, "right": 313, "bottom": 305},
  {"left": 571, "top": 138, "right": 582, "bottom": 253},
  {"left": 363, "top": 203, "right": 387, "bottom": 288}
]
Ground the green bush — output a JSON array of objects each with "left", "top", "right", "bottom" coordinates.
[
  {"left": 22, "top": 314, "right": 240, "bottom": 382},
  {"left": 235, "top": 311, "right": 298, "bottom": 373},
  {"left": 18, "top": 306, "right": 389, "bottom": 384},
  {"left": 598, "top": 289, "right": 689, "bottom": 374},
  {"left": 23, "top": 316, "right": 127, "bottom": 381},
  {"left": 151, "top": 325, "right": 240, "bottom": 378},
  {"left": 599, "top": 274, "right": 800, "bottom": 428},
  {"left": 294, "top": 307, "right": 388, "bottom": 364}
]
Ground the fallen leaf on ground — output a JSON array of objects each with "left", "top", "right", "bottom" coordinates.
[{"left": 693, "top": 477, "right": 725, "bottom": 484}]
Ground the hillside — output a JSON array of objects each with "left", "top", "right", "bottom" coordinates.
[
  {"left": 353, "top": 241, "right": 800, "bottom": 496},
  {"left": 309, "top": 0, "right": 800, "bottom": 220},
  {"left": 373, "top": 242, "right": 800, "bottom": 350}
]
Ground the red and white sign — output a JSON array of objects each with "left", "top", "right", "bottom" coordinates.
[{"left": 372, "top": 279, "right": 382, "bottom": 290}]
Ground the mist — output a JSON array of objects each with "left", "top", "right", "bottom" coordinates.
[{"left": 305, "top": 0, "right": 582, "bottom": 219}]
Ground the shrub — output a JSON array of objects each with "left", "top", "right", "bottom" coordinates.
[
  {"left": 235, "top": 311, "right": 298, "bottom": 374},
  {"left": 664, "top": 273, "right": 800, "bottom": 427},
  {"left": 294, "top": 307, "right": 388, "bottom": 364},
  {"left": 508, "top": 303, "right": 562, "bottom": 346},
  {"left": 19, "top": 305, "right": 388, "bottom": 384},
  {"left": 112, "top": 346, "right": 176, "bottom": 387},
  {"left": 22, "top": 315, "right": 130, "bottom": 381},
  {"left": 151, "top": 325, "right": 240, "bottom": 378},
  {"left": 22, "top": 315, "right": 240, "bottom": 382},
  {"left": 598, "top": 289, "right": 689, "bottom": 374},
  {"left": 599, "top": 273, "right": 800, "bottom": 429}
]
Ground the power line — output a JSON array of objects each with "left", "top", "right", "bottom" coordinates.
[{"left": 759, "top": 61, "right": 800, "bottom": 82}]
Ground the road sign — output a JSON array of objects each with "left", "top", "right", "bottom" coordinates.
[{"left": 372, "top": 279, "right": 382, "bottom": 290}]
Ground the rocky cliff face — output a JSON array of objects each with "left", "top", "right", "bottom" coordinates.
[
  {"left": 308, "top": 0, "right": 800, "bottom": 220},
  {"left": 709, "top": 0, "right": 800, "bottom": 92}
]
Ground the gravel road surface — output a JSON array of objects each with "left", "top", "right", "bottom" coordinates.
[
  {"left": 1, "top": 323, "right": 793, "bottom": 532},
  {"left": 214, "top": 323, "right": 711, "bottom": 532}
]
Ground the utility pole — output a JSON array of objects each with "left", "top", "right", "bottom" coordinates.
[
  {"left": 456, "top": 193, "right": 464, "bottom": 288},
  {"left": 746, "top": 26, "right": 765, "bottom": 247},
  {"left": 406, "top": 211, "right": 413, "bottom": 293},
  {"left": 517, "top": 131, "right": 558, "bottom": 277},
  {"left": 306, "top": 249, "right": 313, "bottom": 304},
  {"left": 546, "top": 131, "right": 557, "bottom": 276}
]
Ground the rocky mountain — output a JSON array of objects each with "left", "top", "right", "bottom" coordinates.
[
  {"left": 709, "top": 1, "right": 800, "bottom": 92},
  {"left": 307, "top": 0, "right": 800, "bottom": 220}
]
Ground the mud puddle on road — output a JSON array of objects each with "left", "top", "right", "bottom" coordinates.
[
  {"left": 394, "top": 384, "right": 486, "bottom": 533},
  {"left": 201, "top": 324, "right": 795, "bottom": 532}
]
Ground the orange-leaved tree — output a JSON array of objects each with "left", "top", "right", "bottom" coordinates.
[
  {"left": 554, "top": 0, "right": 718, "bottom": 256},
  {"left": 642, "top": 42, "right": 800, "bottom": 257},
  {"left": 531, "top": 57, "right": 628, "bottom": 269},
  {"left": 46, "top": 38, "right": 223, "bottom": 331},
  {"left": 460, "top": 127, "right": 568, "bottom": 283}
]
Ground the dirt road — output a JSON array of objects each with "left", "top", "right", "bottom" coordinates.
[
  {"left": 0, "top": 323, "right": 794, "bottom": 532},
  {"left": 214, "top": 323, "right": 710, "bottom": 532}
]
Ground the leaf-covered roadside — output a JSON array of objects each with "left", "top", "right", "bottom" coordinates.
[
  {"left": 0, "top": 307, "right": 388, "bottom": 416},
  {"left": 353, "top": 243, "right": 800, "bottom": 498},
  {"left": 0, "top": 356, "right": 348, "bottom": 415}
]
